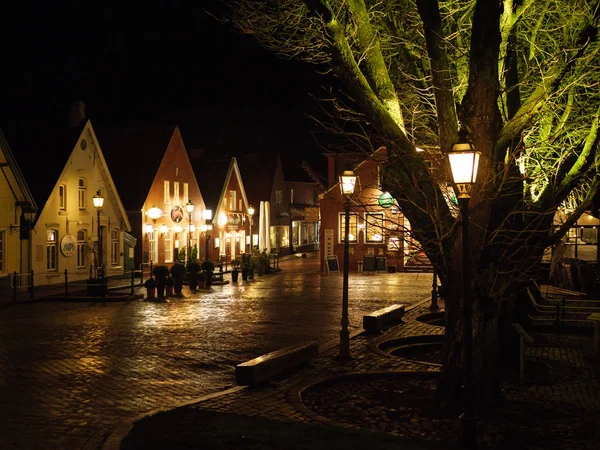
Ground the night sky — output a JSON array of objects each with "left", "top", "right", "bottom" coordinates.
[{"left": 1, "top": 2, "right": 330, "bottom": 171}]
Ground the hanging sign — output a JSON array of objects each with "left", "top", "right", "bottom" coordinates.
[
  {"left": 170, "top": 205, "right": 184, "bottom": 223},
  {"left": 60, "top": 235, "right": 76, "bottom": 257},
  {"left": 378, "top": 192, "right": 395, "bottom": 208}
]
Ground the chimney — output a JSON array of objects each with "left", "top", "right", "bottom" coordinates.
[{"left": 69, "top": 100, "right": 86, "bottom": 128}]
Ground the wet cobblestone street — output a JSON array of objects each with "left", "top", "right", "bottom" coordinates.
[{"left": 0, "top": 255, "right": 433, "bottom": 449}]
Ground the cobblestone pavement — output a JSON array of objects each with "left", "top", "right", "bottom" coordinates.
[
  {"left": 117, "top": 303, "right": 600, "bottom": 450},
  {"left": 0, "top": 254, "right": 434, "bottom": 449}
]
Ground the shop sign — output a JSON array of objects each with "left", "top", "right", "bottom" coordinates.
[
  {"left": 60, "top": 235, "right": 76, "bottom": 257},
  {"left": 378, "top": 192, "right": 395, "bottom": 208},
  {"left": 305, "top": 207, "right": 319, "bottom": 223},
  {"left": 170, "top": 205, "right": 184, "bottom": 223}
]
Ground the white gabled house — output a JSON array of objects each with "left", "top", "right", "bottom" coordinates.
[
  {"left": 13, "top": 114, "right": 131, "bottom": 287},
  {"left": 0, "top": 128, "right": 38, "bottom": 294}
]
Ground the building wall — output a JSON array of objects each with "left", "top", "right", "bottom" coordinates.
[
  {"left": 30, "top": 127, "right": 128, "bottom": 285},
  {"left": 0, "top": 175, "right": 27, "bottom": 279},
  {"left": 319, "top": 149, "right": 408, "bottom": 272},
  {"left": 211, "top": 161, "right": 250, "bottom": 263},
  {"left": 140, "top": 127, "right": 206, "bottom": 268}
]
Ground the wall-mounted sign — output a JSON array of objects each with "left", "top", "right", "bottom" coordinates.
[
  {"left": 60, "top": 235, "right": 76, "bottom": 257},
  {"left": 378, "top": 192, "right": 395, "bottom": 208},
  {"left": 305, "top": 207, "right": 319, "bottom": 223},
  {"left": 170, "top": 205, "right": 184, "bottom": 223}
]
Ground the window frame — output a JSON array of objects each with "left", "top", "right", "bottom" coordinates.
[
  {"left": 183, "top": 183, "right": 189, "bottom": 205},
  {"left": 164, "top": 180, "right": 170, "bottom": 204},
  {"left": 46, "top": 230, "right": 58, "bottom": 272},
  {"left": 149, "top": 229, "right": 158, "bottom": 263},
  {"left": 365, "top": 212, "right": 385, "bottom": 243},
  {"left": 77, "top": 229, "right": 87, "bottom": 269},
  {"left": 164, "top": 229, "right": 173, "bottom": 263},
  {"left": 0, "top": 229, "right": 5, "bottom": 273},
  {"left": 78, "top": 178, "right": 86, "bottom": 210},
  {"left": 275, "top": 190, "right": 283, "bottom": 204},
  {"left": 229, "top": 190, "right": 236, "bottom": 210},
  {"left": 338, "top": 212, "right": 358, "bottom": 243},
  {"left": 59, "top": 185, "right": 66, "bottom": 210},
  {"left": 110, "top": 229, "right": 120, "bottom": 265},
  {"left": 173, "top": 182, "right": 180, "bottom": 204}
]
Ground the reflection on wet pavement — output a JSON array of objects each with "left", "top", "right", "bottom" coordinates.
[{"left": 0, "top": 255, "right": 434, "bottom": 449}]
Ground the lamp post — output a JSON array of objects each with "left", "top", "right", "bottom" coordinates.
[
  {"left": 448, "top": 132, "right": 480, "bottom": 449},
  {"left": 338, "top": 169, "right": 357, "bottom": 360},
  {"left": 186, "top": 200, "right": 194, "bottom": 264},
  {"left": 248, "top": 205, "right": 255, "bottom": 252},
  {"left": 92, "top": 190, "right": 104, "bottom": 278}
]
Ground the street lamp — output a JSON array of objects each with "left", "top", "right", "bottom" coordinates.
[
  {"left": 92, "top": 190, "right": 104, "bottom": 277},
  {"left": 186, "top": 200, "right": 194, "bottom": 264},
  {"left": 338, "top": 169, "right": 358, "bottom": 360},
  {"left": 448, "top": 132, "right": 480, "bottom": 449},
  {"left": 248, "top": 205, "right": 255, "bottom": 252}
]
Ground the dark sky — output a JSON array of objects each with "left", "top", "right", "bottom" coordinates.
[{"left": 1, "top": 2, "right": 329, "bottom": 170}]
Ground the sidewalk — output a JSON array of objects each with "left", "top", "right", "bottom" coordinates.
[{"left": 99, "top": 299, "right": 600, "bottom": 450}]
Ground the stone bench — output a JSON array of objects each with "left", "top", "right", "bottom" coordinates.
[
  {"left": 362, "top": 304, "right": 406, "bottom": 333},
  {"left": 235, "top": 341, "right": 319, "bottom": 386}
]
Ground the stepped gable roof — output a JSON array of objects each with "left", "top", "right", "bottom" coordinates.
[
  {"left": 9, "top": 119, "right": 86, "bottom": 211},
  {"left": 191, "top": 156, "right": 232, "bottom": 214},
  {"left": 96, "top": 125, "right": 177, "bottom": 211}
]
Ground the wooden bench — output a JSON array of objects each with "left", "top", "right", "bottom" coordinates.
[
  {"left": 235, "top": 341, "right": 319, "bottom": 386},
  {"left": 512, "top": 322, "right": 538, "bottom": 386},
  {"left": 362, "top": 304, "right": 406, "bottom": 333}
]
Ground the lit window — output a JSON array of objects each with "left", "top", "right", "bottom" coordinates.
[
  {"left": 47, "top": 230, "right": 58, "bottom": 271},
  {"left": 78, "top": 178, "right": 86, "bottom": 210},
  {"left": 387, "top": 236, "right": 402, "bottom": 252},
  {"left": 77, "top": 230, "right": 87, "bottom": 268},
  {"left": 339, "top": 213, "right": 358, "bottom": 243},
  {"left": 174, "top": 182, "right": 180, "bottom": 204},
  {"left": 164, "top": 181, "right": 170, "bottom": 204},
  {"left": 183, "top": 183, "right": 189, "bottom": 205},
  {"left": 164, "top": 229, "right": 173, "bottom": 262},
  {"left": 149, "top": 229, "right": 158, "bottom": 263},
  {"left": 59, "top": 185, "right": 66, "bottom": 210},
  {"left": 366, "top": 213, "right": 384, "bottom": 243},
  {"left": 275, "top": 190, "right": 282, "bottom": 204},
  {"left": 229, "top": 190, "right": 236, "bottom": 210},
  {"left": 111, "top": 229, "right": 119, "bottom": 265}
]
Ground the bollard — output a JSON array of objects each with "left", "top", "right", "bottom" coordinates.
[
  {"left": 13, "top": 271, "right": 17, "bottom": 302},
  {"left": 30, "top": 270, "right": 35, "bottom": 299},
  {"left": 139, "top": 263, "right": 144, "bottom": 285},
  {"left": 64, "top": 269, "right": 69, "bottom": 300}
]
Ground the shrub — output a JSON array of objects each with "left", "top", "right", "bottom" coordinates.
[
  {"left": 152, "top": 265, "right": 170, "bottom": 279},
  {"left": 231, "top": 259, "right": 241, "bottom": 270},
  {"left": 201, "top": 260, "right": 215, "bottom": 272},
  {"left": 170, "top": 263, "right": 186, "bottom": 277},
  {"left": 144, "top": 277, "right": 156, "bottom": 288},
  {"left": 166, "top": 276, "right": 174, "bottom": 286},
  {"left": 187, "top": 261, "right": 201, "bottom": 273}
]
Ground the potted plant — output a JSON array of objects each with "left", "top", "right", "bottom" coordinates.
[
  {"left": 241, "top": 254, "right": 250, "bottom": 280},
  {"left": 187, "top": 261, "right": 201, "bottom": 291},
  {"left": 144, "top": 277, "right": 156, "bottom": 300},
  {"left": 197, "top": 270, "right": 207, "bottom": 289},
  {"left": 201, "top": 260, "right": 215, "bottom": 287},
  {"left": 231, "top": 259, "right": 241, "bottom": 282},
  {"left": 170, "top": 263, "right": 186, "bottom": 296},
  {"left": 165, "top": 276, "right": 174, "bottom": 296},
  {"left": 152, "top": 265, "right": 170, "bottom": 299}
]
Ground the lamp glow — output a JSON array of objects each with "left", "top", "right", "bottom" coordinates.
[
  {"left": 340, "top": 170, "right": 357, "bottom": 196},
  {"left": 174, "top": 224, "right": 182, "bottom": 233},
  {"left": 160, "top": 224, "right": 168, "bottom": 235},
  {"left": 185, "top": 200, "right": 194, "bottom": 214},
  {"left": 190, "top": 224, "right": 195, "bottom": 232},
  {"left": 147, "top": 206, "right": 163, "bottom": 221},
  {"left": 218, "top": 212, "right": 228, "bottom": 226},
  {"left": 92, "top": 190, "right": 104, "bottom": 209},
  {"left": 144, "top": 224, "right": 153, "bottom": 234},
  {"left": 203, "top": 209, "right": 213, "bottom": 221},
  {"left": 248, "top": 205, "right": 255, "bottom": 216},
  {"left": 448, "top": 135, "right": 480, "bottom": 198}
]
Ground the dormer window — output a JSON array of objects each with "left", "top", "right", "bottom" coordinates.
[{"left": 59, "top": 185, "right": 66, "bottom": 210}]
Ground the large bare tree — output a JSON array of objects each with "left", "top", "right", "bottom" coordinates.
[{"left": 225, "top": 0, "right": 600, "bottom": 406}]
